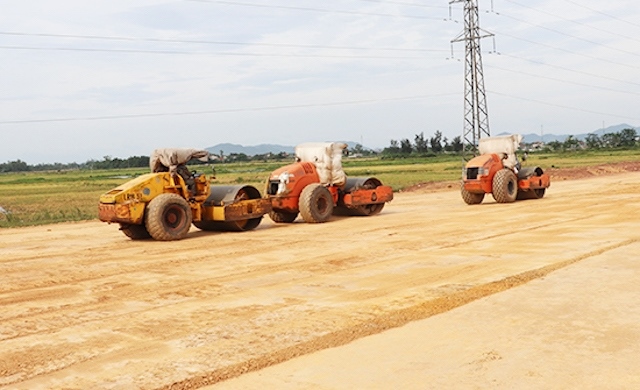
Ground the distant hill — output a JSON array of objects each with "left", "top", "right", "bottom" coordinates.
[
  {"left": 205, "top": 141, "right": 361, "bottom": 157},
  {"left": 205, "top": 143, "right": 294, "bottom": 157},
  {"left": 499, "top": 123, "right": 639, "bottom": 144},
  {"left": 206, "top": 124, "right": 639, "bottom": 155}
]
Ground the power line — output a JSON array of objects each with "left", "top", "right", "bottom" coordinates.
[
  {"left": 495, "top": 53, "right": 640, "bottom": 88},
  {"left": 0, "top": 45, "right": 435, "bottom": 60},
  {"left": 186, "top": 0, "right": 447, "bottom": 21},
  {"left": 2, "top": 2, "right": 636, "bottom": 130},
  {"left": 502, "top": 0, "right": 640, "bottom": 44},
  {"left": 494, "top": 31, "right": 640, "bottom": 70},
  {"left": 354, "top": 0, "right": 449, "bottom": 8},
  {"left": 0, "top": 93, "right": 458, "bottom": 125},
  {"left": 488, "top": 90, "right": 640, "bottom": 122},
  {"left": 496, "top": 12, "right": 640, "bottom": 59},
  {"left": 560, "top": 0, "right": 639, "bottom": 28},
  {"left": 0, "top": 31, "right": 447, "bottom": 53},
  {"left": 486, "top": 63, "right": 640, "bottom": 96}
]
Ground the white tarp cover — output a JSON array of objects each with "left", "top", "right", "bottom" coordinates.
[
  {"left": 478, "top": 134, "right": 523, "bottom": 169},
  {"left": 150, "top": 148, "right": 210, "bottom": 173},
  {"left": 295, "top": 142, "right": 347, "bottom": 186}
]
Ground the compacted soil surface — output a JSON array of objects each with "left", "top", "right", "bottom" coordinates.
[{"left": 1, "top": 162, "right": 639, "bottom": 389}]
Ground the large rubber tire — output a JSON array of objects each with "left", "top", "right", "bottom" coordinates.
[
  {"left": 299, "top": 184, "right": 334, "bottom": 223},
  {"left": 145, "top": 193, "right": 192, "bottom": 241},
  {"left": 461, "top": 186, "right": 484, "bottom": 205},
  {"left": 269, "top": 210, "right": 298, "bottom": 223},
  {"left": 119, "top": 223, "right": 151, "bottom": 240},
  {"left": 492, "top": 169, "right": 518, "bottom": 203}
]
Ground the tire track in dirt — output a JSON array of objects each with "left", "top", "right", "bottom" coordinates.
[
  {"left": 159, "top": 238, "right": 638, "bottom": 390},
  {"left": 2, "top": 171, "right": 639, "bottom": 389},
  {"left": 0, "top": 233, "right": 311, "bottom": 295},
  {"left": 0, "top": 213, "right": 597, "bottom": 342},
  {"left": 2, "top": 230, "right": 609, "bottom": 384},
  {"left": 435, "top": 215, "right": 595, "bottom": 249}
]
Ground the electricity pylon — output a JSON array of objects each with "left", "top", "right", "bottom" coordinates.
[{"left": 450, "top": 0, "right": 493, "bottom": 160}]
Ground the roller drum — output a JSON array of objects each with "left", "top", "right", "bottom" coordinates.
[
  {"left": 517, "top": 166, "right": 544, "bottom": 180},
  {"left": 342, "top": 177, "right": 383, "bottom": 193},
  {"left": 516, "top": 167, "right": 547, "bottom": 200},
  {"left": 194, "top": 185, "right": 263, "bottom": 231},
  {"left": 335, "top": 177, "right": 386, "bottom": 216}
]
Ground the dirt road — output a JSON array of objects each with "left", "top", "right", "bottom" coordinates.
[
  {"left": 213, "top": 234, "right": 640, "bottom": 390},
  {"left": 1, "top": 170, "right": 639, "bottom": 389}
]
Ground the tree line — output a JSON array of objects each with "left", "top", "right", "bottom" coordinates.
[
  {"left": 379, "top": 131, "right": 464, "bottom": 156},
  {"left": 0, "top": 155, "right": 151, "bottom": 173},
  {"left": 543, "top": 128, "right": 638, "bottom": 151},
  {"left": 0, "top": 152, "right": 293, "bottom": 172},
  {"left": 1, "top": 128, "right": 637, "bottom": 172}
]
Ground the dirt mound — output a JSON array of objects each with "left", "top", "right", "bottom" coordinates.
[{"left": 548, "top": 160, "right": 640, "bottom": 181}]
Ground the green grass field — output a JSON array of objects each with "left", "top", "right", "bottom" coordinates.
[{"left": 1, "top": 150, "right": 638, "bottom": 228}]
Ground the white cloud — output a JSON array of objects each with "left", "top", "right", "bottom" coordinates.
[{"left": 0, "top": 0, "right": 639, "bottom": 163}]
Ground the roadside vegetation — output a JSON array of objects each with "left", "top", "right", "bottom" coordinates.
[
  {"left": 1, "top": 127, "right": 638, "bottom": 228},
  {"left": 1, "top": 147, "right": 639, "bottom": 228}
]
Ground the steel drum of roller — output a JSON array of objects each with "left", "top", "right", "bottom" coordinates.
[
  {"left": 193, "top": 185, "right": 263, "bottom": 231},
  {"left": 334, "top": 177, "right": 386, "bottom": 216}
]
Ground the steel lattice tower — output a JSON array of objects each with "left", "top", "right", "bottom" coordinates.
[{"left": 450, "top": 0, "right": 493, "bottom": 160}]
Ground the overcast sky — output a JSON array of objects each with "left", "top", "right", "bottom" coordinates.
[{"left": 1, "top": 0, "right": 639, "bottom": 164}]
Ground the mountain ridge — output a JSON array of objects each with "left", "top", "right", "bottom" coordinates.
[
  {"left": 205, "top": 141, "right": 360, "bottom": 157},
  {"left": 205, "top": 143, "right": 294, "bottom": 156},
  {"left": 206, "top": 124, "right": 638, "bottom": 156},
  {"left": 499, "top": 123, "right": 638, "bottom": 144}
]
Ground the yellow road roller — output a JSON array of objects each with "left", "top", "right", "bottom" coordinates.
[{"left": 98, "top": 148, "right": 271, "bottom": 241}]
